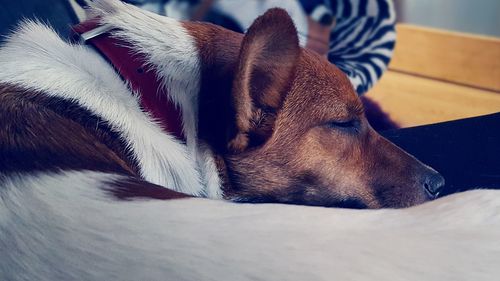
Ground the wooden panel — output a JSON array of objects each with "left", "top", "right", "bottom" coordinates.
[
  {"left": 391, "top": 24, "right": 500, "bottom": 92},
  {"left": 367, "top": 71, "right": 500, "bottom": 127}
]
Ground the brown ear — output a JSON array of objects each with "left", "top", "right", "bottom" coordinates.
[{"left": 228, "top": 8, "right": 300, "bottom": 153}]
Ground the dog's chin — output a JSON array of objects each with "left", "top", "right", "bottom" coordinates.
[
  {"left": 323, "top": 198, "right": 369, "bottom": 209},
  {"left": 225, "top": 179, "right": 433, "bottom": 209},
  {"left": 228, "top": 185, "right": 437, "bottom": 208},
  {"left": 373, "top": 186, "right": 434, "bottom": 209},
  {"left": 228, "top": 191, "right": 371, "bottom": 209}
]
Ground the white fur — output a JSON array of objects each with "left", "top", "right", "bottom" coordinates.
[
  {"left": 1, "top": 172, "right": 499, "bottom": 281},
  {"left": 0, "top": 0, "right": 224, "bottom": 197},
  {"left": 89, "top": 0, "right": 200, "bottom": 147},
  {"left": 89, "top": 0, "right": 222, "bottom": 198}
]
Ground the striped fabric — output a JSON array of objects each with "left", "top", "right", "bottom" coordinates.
[
  {"left": 327, "top": 0, "right": 396, "bottom": 95},
  {"left": 128, "top": 0, "right": 396, "bottom": 95}
]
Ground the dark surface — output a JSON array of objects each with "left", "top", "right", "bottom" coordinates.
[
  {"left": 382, "top": 112, "right": 500, "bottom": 197},
  {"left": 362, "top": 96, "right": 400, "bottom": 131},
  {"left": 0, "top": 0, "right": 78, "bottom": 40}
]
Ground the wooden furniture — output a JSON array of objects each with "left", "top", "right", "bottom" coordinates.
[{"left": 367, "top": 24, "right": 500, "bottom": 127}]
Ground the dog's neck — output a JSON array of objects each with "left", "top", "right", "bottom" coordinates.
[
  {"left": 71, "top": 3, "right": 293, "bottom": 199},
  {"left": 73, "top": 20, "right": 185, "bottom": 141},
  {"left": 186, "top": 23, "right": 243, "bottom": 152},
  {"left": 184, "top": 23, "right": 247, "bottom": 195},
  {"left": 73, "top": 19, "right": 246, "bottom": 197}
]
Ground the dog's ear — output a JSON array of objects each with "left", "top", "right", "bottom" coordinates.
[{"left": 228, "top": 8, "right": 300, "bottom": 153}]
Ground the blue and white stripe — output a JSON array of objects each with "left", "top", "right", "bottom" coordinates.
[{"left": 328, "top": 0, "right": 396, "bottom": 95}]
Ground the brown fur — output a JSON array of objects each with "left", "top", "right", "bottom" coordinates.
[
  {"left": 108, "top": 177, "right": 191, "bottom": 200},
  {"left": 188, "top": 9, "right": 443, "bottom": 208},
  {"left": 0, "top": 84, "right": 190, "bottom": 200},
  {"left": 0, "top": 84, "right": 138, "bottom": 176}
]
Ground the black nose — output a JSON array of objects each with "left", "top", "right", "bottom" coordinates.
[{"left": 423, "top": 172, "right": 445, "bottom": 198}]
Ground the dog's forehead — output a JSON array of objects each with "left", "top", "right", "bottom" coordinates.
[{"left": 284, "top": 50, "right": 362, "bottom": 122}]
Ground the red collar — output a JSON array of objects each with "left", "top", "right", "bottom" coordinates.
[{"left": 72, "top": 20, "right": 185, "bottom": 141}]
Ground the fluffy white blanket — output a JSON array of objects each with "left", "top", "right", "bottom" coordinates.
[{"left": 1, "top": 171, "right": 499, "bottom": 281}]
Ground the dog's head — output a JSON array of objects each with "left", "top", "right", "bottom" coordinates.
[{"left": 194, "top": 9, "right": 444, "bottom": 208}]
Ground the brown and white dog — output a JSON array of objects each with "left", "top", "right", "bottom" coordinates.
[
  {"left": 1, "top": 1, "right": 499, "bottom": 280},
  {"left": 0, "top": 0, "right": 444, "bottom": 208}
]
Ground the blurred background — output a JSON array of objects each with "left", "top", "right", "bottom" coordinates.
[
  {"left": 0, "top": 0, "right": 498, "bottom": 128},
  {"left": 395, "top": 0, "right": 500, "bottom": 37},
  {"left": 2, "top": 1, "right": 498, "bottom": 37}
]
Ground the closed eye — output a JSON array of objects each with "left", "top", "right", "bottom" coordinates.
[{"left": 325, "top": 119, "right": 360, "bottom": 132}]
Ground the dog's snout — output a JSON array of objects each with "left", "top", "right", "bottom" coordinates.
[{"left": 423, "top": 171, "right": 445, "bottom": 198}]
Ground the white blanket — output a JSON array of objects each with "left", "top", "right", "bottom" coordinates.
[{"left": 1, "top": 171, "right": 499, "bottom": 281}]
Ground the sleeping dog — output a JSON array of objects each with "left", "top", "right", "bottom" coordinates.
[
  {"left": 2, "top": 1, "right": 500, "bottom": 280},
  {"left": 0, "top": 0, "right": 444, "bottom": 209}
]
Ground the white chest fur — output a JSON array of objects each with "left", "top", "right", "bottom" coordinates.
[{"left": 0, "top": 2, "right": 222, "bottom": 198}]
